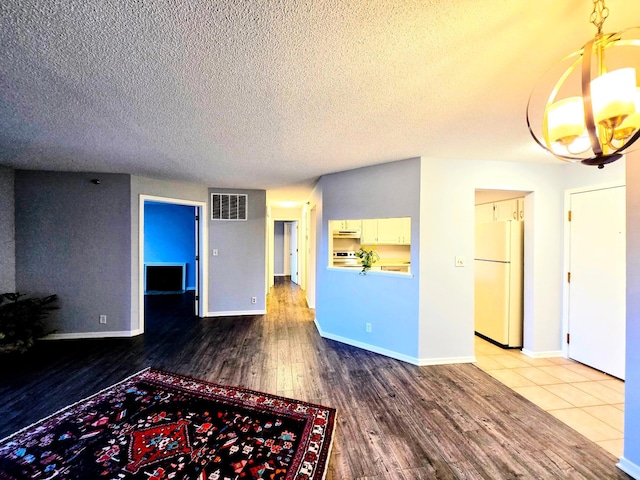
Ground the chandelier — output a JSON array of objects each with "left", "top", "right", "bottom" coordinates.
[{"left": 526, "top": 0, "right": 640, "bottom": 168}]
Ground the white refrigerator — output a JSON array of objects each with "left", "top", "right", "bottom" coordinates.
[{"left": 474, "top": 220, "right": 523, "bottom": 348}]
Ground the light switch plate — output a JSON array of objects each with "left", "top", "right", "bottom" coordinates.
[{"left": 455, "top": 256, "right": 465, "bottom": 267}]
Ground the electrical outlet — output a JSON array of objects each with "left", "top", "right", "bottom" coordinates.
[
  {"left": 455, "top": 256, "right": 465, "bottom": 267},
  {"left": 366, "top": 322, "right": 372, "bottom": 333},
  {"left": 99, "top": 315, "right": 107, "bottom": 324},
  {"left": 212, "top": 249, "right": 218, "bottom": 256},
  {"left": 251, "top": 297, "right": 257, "bottom": 304}
]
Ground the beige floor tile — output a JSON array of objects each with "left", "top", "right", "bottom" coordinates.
[
  {"left": 549, "top": 408, "right": 623, "bottom": 442},
  {"left": 545, "top": 357, "right": 577, "bottom": 366},
  {"left": 474, "top": 356, "right": 506, "bottom": 371},
  {"left": 582, "top": 405, "right": 624, "bottom": 432},
  {"left": 543, "top": 384, "right": 603, "bottom": 407},
  {"left": 596, "top": 439, "right": 624, "bottom": 459},
  {"left": 487, "top": 354, "right": 532, "bottom": 369},
  {"left": 564, "top": 363, "right": 611, "bottom": 380},
  {"left": 513, "top": 385, "right": 574, "bottom": 410},
  {"left": 598, "top": 379, "right": 625, "bottom": 395},
  {"left": 572, "top": 381, "right": 625, "bottom": 405},
  {"left": 511, "top": 355, "right": 556, "bottom": 367},
  {"left": 538, "top": 365, "right": 592, "bottom": 383},
  {"left": 486, "top": 369, "right": 535, "bottom": 388},
  {"left": 512, "top": 367, "right": 564, "bottom": 385}
]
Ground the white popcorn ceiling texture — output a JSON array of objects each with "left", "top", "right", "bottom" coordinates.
[{"left": 1, "top": 0, "right": 639, "bottom": 201}]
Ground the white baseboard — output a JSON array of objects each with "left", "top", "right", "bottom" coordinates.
[
  {"left": 313, "top": 319, "right": 476, "bottom": 367},
  {"left": 521, "top": 348, "right": 563, "bottom": 359},
  {"left": 206, "top": 309, "right": 266, "bottom": 317},
  {"left": 45, "top": 330, "right": 143, "bottom": 340},
  {"left": 617, "top": 457, "right": 640, "bottom": 479}
]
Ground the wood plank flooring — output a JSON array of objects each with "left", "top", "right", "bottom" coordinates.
[{"left": 0, "top": 279, "right": 631, "bottom": 479}]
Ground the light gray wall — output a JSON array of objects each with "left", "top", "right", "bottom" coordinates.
[
  {"left": 623, "top": 150, "right": 640, "bottom": 471},
  {"left": 208, "top": 188, "right": 267, "bottom": 313},
  {"left": 15, "top": 171, "right": 132, "bottom": 334},
  {"left": 0, "top": 167, "right": 15, "bottom": 293},
  {"left": 130, "top": 175, "right": 209, "bottom": 329},
  {"left": 316, "top": 158, "right": 421, "bottom": 360},
  {"left": 274, "top": 221, "right": 285, "bottom": 275}
]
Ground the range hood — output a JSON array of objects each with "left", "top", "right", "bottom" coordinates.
[{"left": 333, "top": 230, "right": 361, "bottom": 239}]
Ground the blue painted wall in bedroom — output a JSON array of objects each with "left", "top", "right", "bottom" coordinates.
[{"left": 144, "top": 202, "right": 196, "bottom": 290}]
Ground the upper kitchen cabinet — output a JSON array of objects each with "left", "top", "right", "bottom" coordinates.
[
  {"left": 361, "top": 217, "right": 411, "bottom": 245},
  {"left": 334, "top": 219, "right": 362, "bottom": 231},
  {"left": 476, "top": 198, "right": 525, "bottom": 223}
]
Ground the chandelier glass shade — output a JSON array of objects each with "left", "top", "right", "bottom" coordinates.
[{"left": 527, "top": 1, "right": 640, "bottom": 168}]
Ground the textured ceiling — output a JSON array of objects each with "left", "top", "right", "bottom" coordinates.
[{"left": 1, "top": 0, "right": 640, "bottom": 203}]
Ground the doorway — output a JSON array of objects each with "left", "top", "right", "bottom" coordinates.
[
  {"left": 139, "top": 195, "right": 208, "bottom": 333},
  {"left": 274, "top": 220, "right": 299, "bottom": 285}
]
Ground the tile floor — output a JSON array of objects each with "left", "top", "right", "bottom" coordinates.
[{"left": 474, "top": 335, "right": 625, "bottom": 458}]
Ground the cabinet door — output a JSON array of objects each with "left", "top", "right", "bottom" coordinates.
[
  {"left": 399, "top": 217, "right": 411, "bottom": 244},
  {"left": 377, "top": 218, "right": 404, "bottom": 244},
  {"left": 494, "top": 199, "right": 518, "bottom": 221},
  {"left": 343, "top": 219, "right": 362, "bottom": 231},
  {"left": 361, "top": 219, "right": 378, "bottom": 244},
  {"left": 517, "top": 198, "right": 525, "bottom": 220},
  {"left": 475, "top": 203, "right": 495, "bottom": 224}
]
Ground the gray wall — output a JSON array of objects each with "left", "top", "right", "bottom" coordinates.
[
  {"left": 0, "top": 167, "right": 15, "bottom": 293},
  {"left": 15, "top": 171, "right": 132, "bottom": 334},
  {"left": 208, "top": 188, "right": 267, "bottom": 313},
  {"left": 130, "top": 175, "right": 209, "bottom": 329},
  {"left": 274, "top": 221, "right": 285, "bottom": 275}
]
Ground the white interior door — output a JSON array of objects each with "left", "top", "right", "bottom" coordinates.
[
  {"left": 284, "top": 223, "right": 291, "bottom": 275},
  {"left": 290, "top": 221, "right": 298, "bottom": 284},
  {"left": 568, "top": 186, "right": 626, "bottom": 379}
]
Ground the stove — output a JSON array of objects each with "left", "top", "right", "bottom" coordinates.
[{"left": 333, "top": 250, "right": 359, "bottom": 266}]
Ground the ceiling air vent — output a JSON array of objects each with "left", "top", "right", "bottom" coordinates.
[{"left": 211, "top": 193, "right": 248, "bottom": 221}]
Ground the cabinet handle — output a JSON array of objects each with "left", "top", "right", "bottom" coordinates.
[
  {"left": 520, "top": 211, "right": 524, "bottom": 219},
  {"left": 513, "top": 212, "right": 517, "bottom": 219}
]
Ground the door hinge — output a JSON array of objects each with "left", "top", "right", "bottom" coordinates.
[
  {"left": 195, "top": 255, "right": 199, "bottom": 261},
  {"left": 568, "top": 210, "right": 572, "bottom": 221},
  {"left": 567, "top": 272, "right": 571, "bottom": 283},
  {"left": 566, "top": 333, "right": 570, "bottom": 344},
  {"left": 196, "top": 214, "right": 200, "bottom": 221},
  {"left": 195, "top": 295, "right": 199, "bottom": 301}
]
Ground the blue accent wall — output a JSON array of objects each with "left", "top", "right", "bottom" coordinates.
[
  {"left": 316, "top": 158, "right": 421, "bottom": 360},
  {"left": 144, "top": 202, "right": 196, "bottom": 290}
]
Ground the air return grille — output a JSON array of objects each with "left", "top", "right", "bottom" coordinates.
[{"left": 211, "top": 193, "right": 248, "bottom": 221}]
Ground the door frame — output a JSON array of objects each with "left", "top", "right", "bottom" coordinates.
[
  {"left": 139, "top": 195, "right": 208, "bottom": 333},
  {"left": 562, "top": 180, "right": 625, "bottom": 359}
]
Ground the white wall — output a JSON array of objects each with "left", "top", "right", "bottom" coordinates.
[{"left": 419, "top": 157, "right": 565, "bottom": 360}]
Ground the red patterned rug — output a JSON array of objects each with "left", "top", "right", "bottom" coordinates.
[{"left": 0, "top": 368, "right": 336, "bottom": 479}]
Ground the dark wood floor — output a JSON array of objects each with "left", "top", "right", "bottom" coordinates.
[{"left": 0, "top": 279, "right": 631, "bottom": 479}]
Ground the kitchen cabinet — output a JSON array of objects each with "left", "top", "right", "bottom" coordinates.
[
  {"left": 476, "top": 199, "right": 524, "bottom": 223},
  {"left": 475, "top": 203, "right": 495, "bottom": 224},
  {"left": 361, "top": 219, "right": 378, "bottom": 244},
  {"left": 335, "top": 219, "right": 361, "bottom": 231},
  {"left": 359, "top": 218, "right": 410, "bottom": 245}
]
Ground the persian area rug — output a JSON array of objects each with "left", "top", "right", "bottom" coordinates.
[{"left": 0, "top": 368, "right": 336, "bottom": 480}]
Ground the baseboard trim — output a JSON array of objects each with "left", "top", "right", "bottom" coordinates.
[
  {"left": 45, "top": 330, "right": 143, "bottom": 340},
  {"left": 617, "top": 457, "right": 640, "bottom": 479},
  {"left": 521, "top": 348, "right": 563, "bottom": 359},
  {"left": 206, "top": 309, "right": 266, "bottom": 317},
  {"left": 313, "top": 319, "right": 476, "bottom": 367}
]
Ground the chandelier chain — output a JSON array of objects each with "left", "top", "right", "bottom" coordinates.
[{"left": 590, "top": 0, "right": 609, "bottom": 34}]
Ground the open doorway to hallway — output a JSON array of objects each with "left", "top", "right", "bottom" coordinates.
[{"left": 274, "top": 220, "right": 299, "bottom": 285}]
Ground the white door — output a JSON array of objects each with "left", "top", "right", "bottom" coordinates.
[
  {"left": 290, "top": 221, "right": 298, "bottom": 284},
  {"left": 568, "top": 186, "right": 626, "bottom": 379}
]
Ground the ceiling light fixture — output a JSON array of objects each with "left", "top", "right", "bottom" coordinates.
[{"left": 526, "top": 0, "right": 640, "bottom": 168}]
